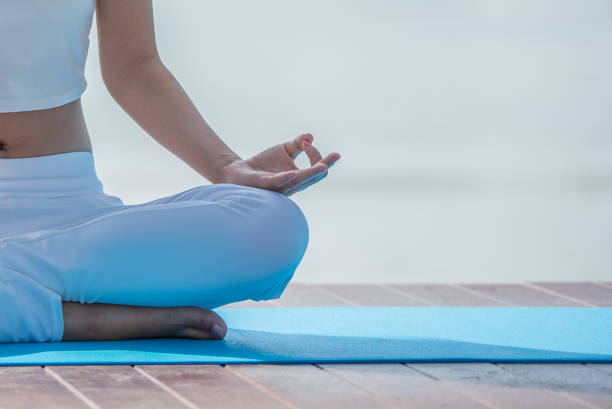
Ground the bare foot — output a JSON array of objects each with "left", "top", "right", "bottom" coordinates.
[
  {"left": 168, "top": 306, "right": 227, "bottom": 340},
  {"left": 61, "top": 302, "right": 227, "bottom": 341}
]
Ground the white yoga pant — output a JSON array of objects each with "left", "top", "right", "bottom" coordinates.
[{"left": 0, "top": 152, "right": 309, "bottom": 343}]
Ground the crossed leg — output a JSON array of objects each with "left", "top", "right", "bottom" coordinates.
[{"left": 0, "top": 183, "right": 309, "bottom": 342}]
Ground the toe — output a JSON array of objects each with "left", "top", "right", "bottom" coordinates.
[
  {"left": 181, "top": 307, "right": 227, "bottom": 340},
  {"left": 211, "top": 322, "right": 226, "bottom": 339}
]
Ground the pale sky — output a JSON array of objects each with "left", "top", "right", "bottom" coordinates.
[{"left": 81, "top": 0, "right": 612, "bottom": 203}]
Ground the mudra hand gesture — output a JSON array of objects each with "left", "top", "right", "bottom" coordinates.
[{"left": 219, "top": 133, "right": 341, "bottom": 196}]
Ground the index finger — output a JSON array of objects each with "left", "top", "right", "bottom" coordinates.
[{"left": 302, "top": 138, "right": 323, "bottom": 166}]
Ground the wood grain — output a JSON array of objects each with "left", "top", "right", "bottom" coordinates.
[
  {"left": 227, "top": 363, "right": 391, "bottom": 409},
  {"left": 273, "top": 282, "right": 352, "bottom": 307},
  {"left": 386, "top": 283, "right": 599, "bottom": 409},
  {"left": 0, "top": 366, "right": 87, "bottom": 409},
  {"left": 497, "top": 364, "right": 612, "bottom": 409},
  {"left": 531, "top": 282, "right": 612, "bottom": 307},
  {"left": 47, "top": 365, "right": 186, "bottom": 409},
  {"left": 317, "top": 284, "right": 494, "bottom": 409},
  {"left": 320, "top": 363, "right": 491, "bottom": 409},
  {"left": 461, "top": 283, "right": 582, "bottom": 306},
  {"left": 137, "top": 364, "right": 289, "bottom": 409},
  {"left": 387, "top": 283, "right": 503, "bottom": 306},
  {"left": 409, "top": 363, "right": 594, "bottom": 409},
  {"left": 314, "top": 283, "right": 430, "bottom": 306}
]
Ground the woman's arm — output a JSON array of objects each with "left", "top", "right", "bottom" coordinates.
[
  {"left": 96, "top": 0, "right": 340, "bottom": 193},
  {"left": 95, "top": 0, "right": 240, "bottom": 183}
]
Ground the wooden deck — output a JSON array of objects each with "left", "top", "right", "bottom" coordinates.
[{"left": 1, "top": 282, "right": 611, "bottom": 408}]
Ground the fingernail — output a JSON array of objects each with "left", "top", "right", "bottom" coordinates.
[
  {"left": 211, "top": 323, "right": 225, "bottom": 339},
  {"left": 303, "top": 139, "right": 312, "bottom": 147}
]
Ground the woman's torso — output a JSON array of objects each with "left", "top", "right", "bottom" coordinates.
[
  {"left": 0, "top": 98, "right": 92, "bottom": 159},
  {"left": 0, "top": 0, "right": 95, "bottom": 159}
]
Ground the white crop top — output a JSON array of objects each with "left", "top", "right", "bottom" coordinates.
[{"left": 0, "top": 0, "right": 95, "bottom": 113}]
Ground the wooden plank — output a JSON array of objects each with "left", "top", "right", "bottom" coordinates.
[
  {"left": 138, "top": 365, "right": 289, "bottom": 409},
  {"left": 222, "top": 282, "right": 348, "bottom": 308},
  {"left": 461, "top": 283, "right": 583, "bottom": 306},
  {"left": 531, "top": 282, "right": 612, "bottom": 306},
  {"left": 498, "top": 364, "right": 612, "bottom": 409},
  {"left": 229, "top": 283, "right": 392, "bottom": 409},
  {"left": 0, "top": 366, "right": 87, "bottom": 409},
  {"left": 481, "top": 284, "right": 612, "bottom": 408},
  {"left": 408, "top": 363, "right": 594, "bottom": 409},
  {"left": 587, "top": 364, "right": 612, "bottom": 376},
  {"left": 230, "top": 283, "right": 387, "bottom": 408},
  {"left": 320, "top": 363, "right": 491, "bottom": 409},
  {"left": 273, "top": 282, "right": 351, "bottom": 307},
  {"left": 314, "top": 283, "right": 430, "bottom": 306},
  {"left": 317, "top": 283, "right": 496, "bottom": 408},
  {"left": 226, "top": 363, "right": 392, "bottom": 409},
  {"left": 48, "top": 365, "right": 184, "bottom": 409},
  {"left": 158, "top": 282, "right": 610, "bottom": 409},
  {"left": 386, "top": 283, "right": 503, "bottom": 306},
  {"left": 397, "top": 283, "right": 594, "bottom": 409}
]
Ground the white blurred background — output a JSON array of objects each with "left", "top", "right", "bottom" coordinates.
[{"left": 82, "top": 0, "right": 612, "bottom": 284}]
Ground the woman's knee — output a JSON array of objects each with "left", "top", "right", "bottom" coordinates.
[
  {"left": 237, "top": 188, "right": 309, "bottom": 280},
  {"left": 263, "top": 190, "right": 309, "bottom": 265},
  {"left": 169, "top": 184, "right": 309, "bottom": 285}
]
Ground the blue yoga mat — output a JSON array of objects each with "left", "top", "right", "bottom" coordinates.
[{"left": 1, "top": 307, "right": 611, "bottom": 366}]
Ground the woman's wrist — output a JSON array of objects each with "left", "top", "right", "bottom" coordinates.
[{"left": 208, "top": 153, "right": 242, "bottom": 184}]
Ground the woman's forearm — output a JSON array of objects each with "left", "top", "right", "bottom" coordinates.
[{"left": 103, "top": 58, "right": 242, "bottom": 183}]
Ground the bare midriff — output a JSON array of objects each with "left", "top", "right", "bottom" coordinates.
[{"left": 0, "top": 98, "right": 92, "bottom": 159}]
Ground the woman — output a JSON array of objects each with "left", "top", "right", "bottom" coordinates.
[{"left": 0, "top": 0, "right": 340, "bottom": 343}]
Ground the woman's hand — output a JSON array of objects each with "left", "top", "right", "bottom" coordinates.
[{"left": 218, "top": 133, "right": 341, "bottom": 196}]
